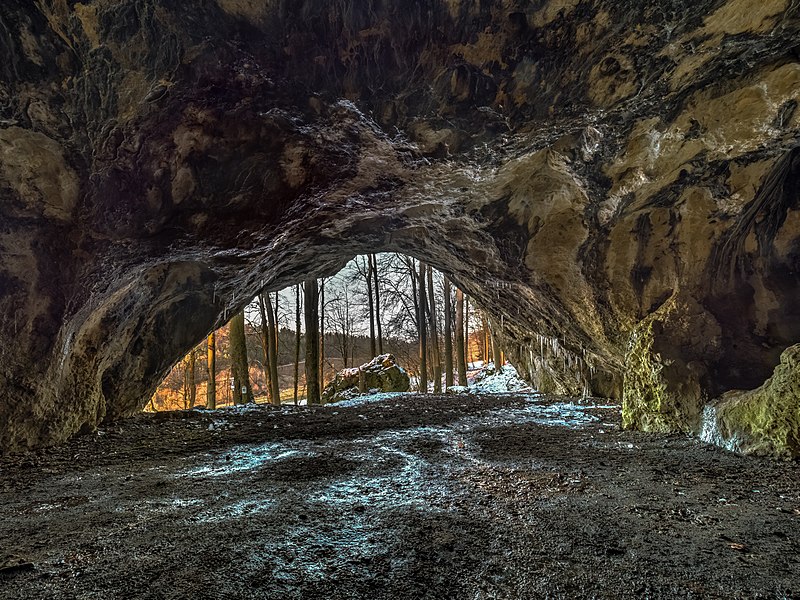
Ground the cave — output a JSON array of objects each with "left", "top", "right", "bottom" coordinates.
[{"left": 1, "top": 0, "right": 800, "bottom": 596}]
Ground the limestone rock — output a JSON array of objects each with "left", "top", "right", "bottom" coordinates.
[
  {"left": 0, "top": 1, "right": 798, "bottom": 457},
  {"left": 321, "top": 355, "right": 410, "bottom": 404},
  {"left": 707, "top": 344, "right": 800, "bottom": 459}
]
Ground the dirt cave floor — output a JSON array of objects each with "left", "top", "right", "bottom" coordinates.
[{"left": 1, "top": 393, "right": 799, "bottom": 599}]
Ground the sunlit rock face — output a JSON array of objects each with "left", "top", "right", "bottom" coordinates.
[{"left": 0, "top": 1, "right": 798, "bottom": 455}]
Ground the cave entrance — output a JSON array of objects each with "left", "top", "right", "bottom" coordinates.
[{"left": 147, "top": 253, "right": 513, "bottom": 412}]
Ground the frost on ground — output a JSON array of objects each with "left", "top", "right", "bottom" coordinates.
[
  {"left": 326, "top": 363, "right": 536, "bottom": 408},
  {"left": 325, "top": 392, "right": 409, "bottom": 408},
  {"left": 2, "top": 393, "right": 797, "bottom": 600},
  {"left": 191, "top": 363, "right": 538, "bottom": 414},
  {"left": 195, "top": 402, "right": 271, "bottom": 414}
]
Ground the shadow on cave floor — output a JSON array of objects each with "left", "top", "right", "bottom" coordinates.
[{"left": 1, "top": 394, "right": 799, "bottom": 599}]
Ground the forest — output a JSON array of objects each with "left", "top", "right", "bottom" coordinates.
[{"left": 150, "top": 253, "right": 507, "bottom": 410}]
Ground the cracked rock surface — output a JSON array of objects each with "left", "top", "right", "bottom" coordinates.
[{"left": 0, "top": 1, "right": 799, "bottom": 455}]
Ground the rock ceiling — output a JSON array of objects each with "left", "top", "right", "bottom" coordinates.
[{"left": 0, "top": 0, "right": 798, "bottom": 456}]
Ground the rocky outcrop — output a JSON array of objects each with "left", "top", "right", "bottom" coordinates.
[
  {"left": 0, "top": 1, "right": 798, "bottom": 456},
  {"left": 321, "top": 355, "right": 410, "bottom": 404},
  {"left": 701, "top": 345, "right": 800, "bottom": 459}
]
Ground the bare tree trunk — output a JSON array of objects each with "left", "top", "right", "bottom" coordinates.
[
  {"left": 294, "top": 284, "right": 301, "bottom": 405},
  {"left": 366, "top": 256, "right": 376, "bottom": 358},
  {"left": 182, "top": 358, "right": 189, "bottom": 410},
  {"left": 417, "top": 260, "right": 428, "bottom": 393},
  {"left": 188, "top": 349, "right": 197, "bottom": 408},
  {"left": 345, "top": 285, "right": 350, "bottom": 367},
  {"left": 260, "top": 293, "right": 281, "bottom": 405},
  {"left": 403, "top": 255, "right": 421, "bottom": 380},
  {"left": 371, "top": 254, "right": 383, "bottom": 354},
  {"left": 230, "top": 310, "right": 253, "bottom": 404},
  {"left": 319, "top": 279, "right": 324, "bottom": 396},
  {"left": 443, "top": 277, "right": 454, "bottom": 389},
  {"left": 481, "top": 312, "right": 490, "bottom": 365},
  {"left": 408, "top": 258, "right": 419, "bottom": 331},
  {"left": 206, "top": 333, "right": 216, "bottom": 408},
  {"left": 465, "top": 294, "right": 471, "bottom": 366},
  {"left": 257, "top": 295, "right": 271, "bottom": 400},
  {"left": 271, "top": 292, "right": 281, "bottom": 404},
  {"left": 319, "top": 278, "right": 325, "bottom": 396},
  {"left": 489, "top": 318, "right": 503, "bottom": 371},
  {"left": 230, "top": 317, "right": 242, "bottom": 406},
  {"left": 225, "top": 327, "right": 232, "bottom": 405},
  {"left": 258, "top": 294, "right": 275, "bottom": 404},
  {"left": 304, "top": 279, "right": 321, "bottom": 405},
  {"left": 426, "top": 265, "right": 442, "bottom": 393},
  {"left": 455, "top": 288, "right": 467, "bottom": 385}
]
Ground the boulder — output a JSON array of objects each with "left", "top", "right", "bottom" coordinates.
[
  {"left": 322, "top": 355, "right": 410, "bottom": 404},
  {"left": 700, "top": 344, "right": 800, "bottom": 459}
]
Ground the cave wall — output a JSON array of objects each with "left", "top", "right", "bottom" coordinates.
[{"left": 0, "top": 0, "right": 798, "bottom": 456}]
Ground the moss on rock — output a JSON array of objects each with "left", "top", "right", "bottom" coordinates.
[
  {"left": 621, "top": 308, "right": 684, "bottom": 433},
  {"left": 622, "top": 294, "right": 723, "bottom": 434},
  {"left": 712, "top": 344, "right": 800, "bottom": 459}
]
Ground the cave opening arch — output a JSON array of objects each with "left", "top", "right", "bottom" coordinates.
[
  {"left": 90, "top": 238, "right": 603, "bottom": 424},
  {"left": 0, "top": 0, "right": 798, "bottom": 460},
  {"left": 144, "top": 251, "right": 591, "bottom": 412}
]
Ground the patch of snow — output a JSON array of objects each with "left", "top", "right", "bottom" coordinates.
[
  {"left": 219, "top": 403, "right": 269, "bottom": 414},
  {"left": 325, "top": 391, "right": 409, "bottom": 408},
  {"left": 468, "top": 363, "right": 535, "bottom": 394},
  {"left": 446, "top": 385, "right": 470, "bottom": 394},
  {"left": 178, "top": 444, "right": 305, "bottom": 478},
  {"left": 469, "top": 400, "right": 601, "bottom": 430},
  {"left": 194, "top": 401, "right": 288, "bottom": 413},
  {"left": 192, "top": 498, "right": 275, "bottom": 524}
]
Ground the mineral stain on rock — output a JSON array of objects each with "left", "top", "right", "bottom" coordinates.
[{"left": 0, "top": 1, "right": 798, "bottom": 459}]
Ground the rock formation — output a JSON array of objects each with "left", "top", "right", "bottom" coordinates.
[
  {"left": 321, "top": 355, "right": 411, "bottom": 404},
  {"left": 0, "top": 1, "right": 798, "bottom": 456},
  {"left": 709, "top": 344, "right": 800, "bottom": 458}
]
